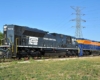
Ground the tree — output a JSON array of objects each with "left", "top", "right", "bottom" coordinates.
[{"left": 0, "top": 31, "right": 3, "bottom": 40}]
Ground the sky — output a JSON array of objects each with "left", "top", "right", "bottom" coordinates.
[{"left": 0, "top": 0, "right": 100, "bottom": 41}]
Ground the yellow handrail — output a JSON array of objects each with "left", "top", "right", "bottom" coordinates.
[{"left": 16, "top": 38, "right": 18, "bottom": 53}]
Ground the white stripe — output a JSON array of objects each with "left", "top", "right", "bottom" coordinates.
[
  {"left": 18, "top": 45, "right": 78, "bottom": 50},
  {"left": 0, "top": 45, "right": 10, "bottom": 47}
]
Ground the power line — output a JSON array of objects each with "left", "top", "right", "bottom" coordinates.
[
  {"left": 71, "top": 6, "right": 86, "bottom": 38},
  {"left": 54, "top": 14, "right": 72, "bottom": 28}
]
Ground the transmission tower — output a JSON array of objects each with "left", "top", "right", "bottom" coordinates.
[{"left": 71, "top": 6, "right": 86, "bottom": 38}]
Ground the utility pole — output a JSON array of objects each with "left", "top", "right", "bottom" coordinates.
[{"left": 71, "top": 6, "right": 86, "bottom": 38}]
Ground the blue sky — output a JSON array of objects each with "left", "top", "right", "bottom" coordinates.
[{"left": 0, "top": 0, "right": 100, "bottom": 41}]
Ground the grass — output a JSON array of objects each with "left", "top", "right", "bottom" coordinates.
[{"left": 0, "top": 57, "right": 100, "bottom": 80}]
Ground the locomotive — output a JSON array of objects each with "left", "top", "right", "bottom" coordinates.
[{"left": 0, "top": 24, "right": 100, "bottom": 59}]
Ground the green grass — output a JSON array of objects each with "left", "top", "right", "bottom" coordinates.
[{"left": 0, "top": 57, "right": 100, "bottom": 80}]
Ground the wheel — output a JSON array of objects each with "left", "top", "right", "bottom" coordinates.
[
  {"left": 66, "top": 51, "right": 71, "bottom": 57},
  {"left": 58, "top": 55, "right": 61, "bottom": 58}
]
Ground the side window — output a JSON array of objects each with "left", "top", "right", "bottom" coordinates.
[
  {"left": 72, "top": 38, "right": 76, "bottom": 45},
  {"left": 66, "top": 36, "right": 72, "bottom": 44}
]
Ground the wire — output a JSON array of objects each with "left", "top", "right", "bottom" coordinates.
[{"left": 54, "top": 14, "right": 72, "bottom": 28}]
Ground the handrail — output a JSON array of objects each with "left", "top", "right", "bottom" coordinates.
[
  {"left": 7, "top": 38, "right": 13, "bottom": 53},
  {"left": 16, "top": 38, "right": 18, "bottom": 53}
]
